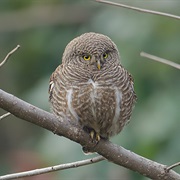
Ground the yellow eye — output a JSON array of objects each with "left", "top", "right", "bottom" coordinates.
[
  {"left": 103, "top": 52, "right": 108, "bottom": 59},
  {"left": 83, "top": 55, "right": 91, "bottom": 61}
]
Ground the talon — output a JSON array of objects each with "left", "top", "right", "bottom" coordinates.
[
  {"left": 90, "top": 130, "right": 100, "bottom": 142},
  {"left": 96, "top": 134, "right": 100, "bottom": 142},
  {"left": 90, "top": 130, "right": 95, "bottom": 140},
  {"left": 84, "top": 127, "right": 101, "bottom": 142}
]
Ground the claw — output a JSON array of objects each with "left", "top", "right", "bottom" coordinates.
[
  {"left": 82, "top": 128, "right": 101, "bottom": 154},
  {"left": 90, "top": 130, "right": 95, "bottom": 140},
  {"left": 96, "top": 134, "right": 100, "bottom": 142},
  {"left": 89, "top": 130, "right": 100, "bottom": 142}
]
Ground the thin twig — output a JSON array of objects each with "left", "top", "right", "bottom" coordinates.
[
  {"left": 166, "top": 162, "right": 180, "bottom": 172},
  {"left": 0, "top": 156, "right": 105, "bottom": 180},
  {"left": 140, "top": 52, "right": 180, "bottom": 70},
  {"left": 96, "top": 0, "right": 180, "bottom": 20},
  {"left": 0, "top": 45, "right": 20, "bottom": 68},
  {"left": 0, "top": 112, "right": 11, "bottom": 120}
]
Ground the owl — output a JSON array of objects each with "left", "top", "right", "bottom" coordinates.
[{"left": 49, "top": 32, "right": 136, "bottom": 142}]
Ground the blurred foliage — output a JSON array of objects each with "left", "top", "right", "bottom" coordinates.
[{"left": 0, "top": 0, "right": 180, "bottom": 179}]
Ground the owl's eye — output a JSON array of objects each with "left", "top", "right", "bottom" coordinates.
[
  {"left": 103, "top": 52, "right": 108, "bottom": 59},
  {"left": 83, "top": 55, "right": 91, "bottom": 61}
]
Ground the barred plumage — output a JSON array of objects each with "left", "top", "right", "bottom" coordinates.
[{"left": 49, "top": 32, "right": 136, "bottom": 141}]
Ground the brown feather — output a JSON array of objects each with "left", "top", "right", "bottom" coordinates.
[{"left": 49, "top": 32, "right": 136, "bottom": 139}]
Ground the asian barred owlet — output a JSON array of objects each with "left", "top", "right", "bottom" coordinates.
[{"left": 49, "top": 32, "right": 136, "bottom": 142}]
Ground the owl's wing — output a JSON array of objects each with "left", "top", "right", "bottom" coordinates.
[
  {"left": 128, "top": 72, "right": 137, "bottom": 102},
  {"left": 48, "top": 64, "right": 63, "bottom": 101}
]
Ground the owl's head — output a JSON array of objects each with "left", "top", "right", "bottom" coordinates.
[{"left": 62, "top": 32, "right": 120, "bottom": 71}]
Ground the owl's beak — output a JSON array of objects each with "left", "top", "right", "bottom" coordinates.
[
  {"left": 97, "top": 60, "right": 101, "bottom": 70},
  {"left": 91, "top": 56, "right": 101, "bottom": 70}
]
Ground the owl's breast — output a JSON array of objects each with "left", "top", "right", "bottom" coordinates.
[{"left": 70, "top": 78, "right": 122, "bottom": 137}]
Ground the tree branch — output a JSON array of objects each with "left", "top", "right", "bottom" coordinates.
[
  {"left": 140, "top": 52, "right": 180, "bottom": 70},
  {"left": 0, "top": 89, "right": 180, "bottom": 179},
  {"left": 0, "top": 156, "right": 105, "bottom": 180},
  {"left": 0, "top": 112, "right": 11, "bottom": 120},
  {"left": 0, "top": 45, "right": 20, "bottom": 68},
  {"left": 166, "top": 162, "right": 180, "bottom": 173},
  {"left": 96, "top": 0, "right": 180, "bottom": 20}
]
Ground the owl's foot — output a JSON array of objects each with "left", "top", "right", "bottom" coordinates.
[
  {"left": 83, "top": 126, "right": 101, "bottom": 142},
  {"left": 82, "top": 128, "right": 100, "bottom": 154},
  {"left": 90, "top": 130, "right": 100, "bottom": 142},
  {"left": 82, "top": 127, "right": 108, "bottom": 154}
]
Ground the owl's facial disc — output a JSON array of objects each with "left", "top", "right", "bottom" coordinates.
[
  {"left": 89, "top": 55, "right": 101, "bottom": 70},
  {"left": 90, "top": 55, "right": 101, "bottom": 70},
  {"left": 83, "top": 51, "right": 110, "bottom": 70},
  {"left": 95, "top": 52, "right": 109, "bottom": 70},
  {"left": 82, "top": 54, "right": 101, "bottom": 70}
]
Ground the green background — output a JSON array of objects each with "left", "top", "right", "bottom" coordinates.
[{"left": 0, "top": 0, "right": 180, "bottom": 179}]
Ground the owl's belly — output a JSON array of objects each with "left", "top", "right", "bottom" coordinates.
[{"left": 69, "top": 79, "right": 123, "bottom": 138}]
